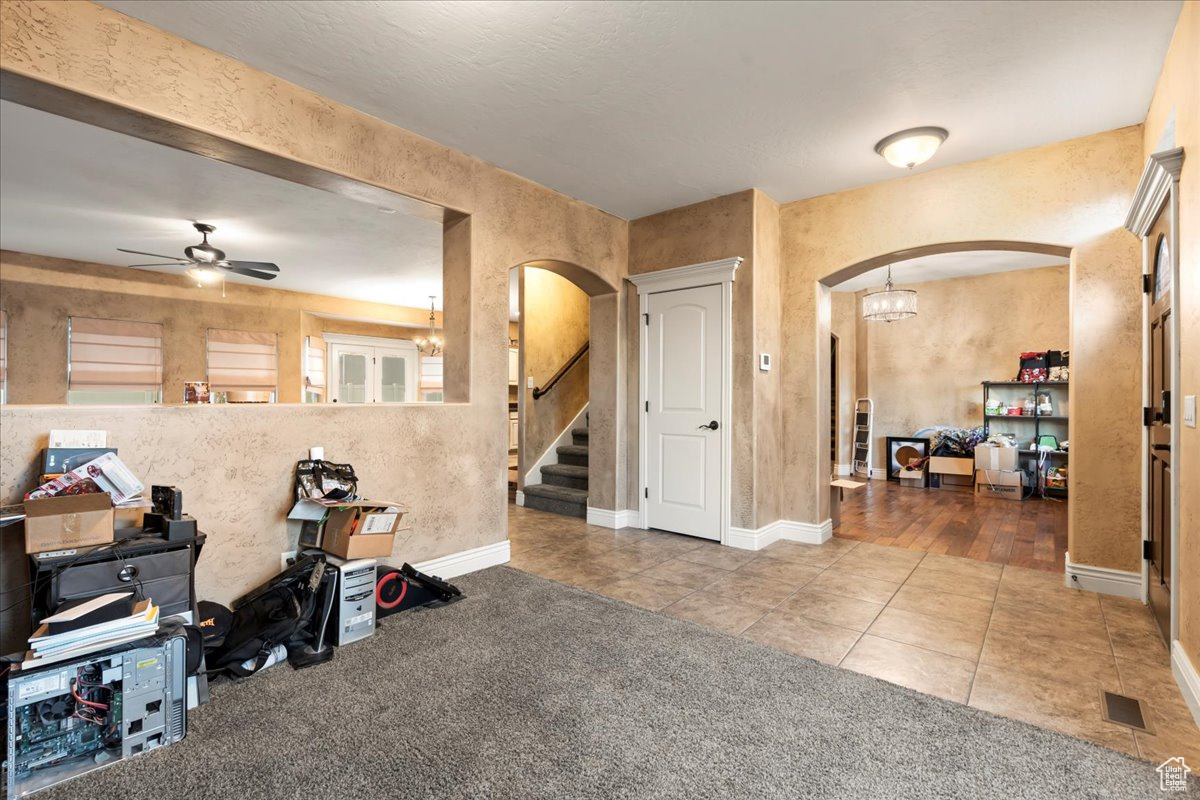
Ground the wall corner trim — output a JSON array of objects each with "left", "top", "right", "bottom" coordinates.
[
  {"left": 1171, "top": 641, "right": 1200, "bottom": 731},
  {"left": 586, "top": 508, "right": 640, "bottom": 529},
  {"left": 411, "top": 540, "right": 510, "bottom": 579},
  {"left": 727, "top": 518, "right": 833, "bottom": 550},
  {"left": 1063, "top": 551, "right": 1142, "bottom": 599}
]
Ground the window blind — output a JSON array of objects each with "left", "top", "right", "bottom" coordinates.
[
  {"left": 68, "top": 317, "right": 163, "bottom": 391},
  {"left": 207, "top": 329, "right": 278, "bottom": 392},
  {"left": 420, "top": 355, "right": 443, "bottom": 390},
  {"left": 305, "top": 335, "right": 327, "bottom": 391}
]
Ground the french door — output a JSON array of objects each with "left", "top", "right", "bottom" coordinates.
[{"left": 328, "top": 340, "right": 418, "bottom": 404}]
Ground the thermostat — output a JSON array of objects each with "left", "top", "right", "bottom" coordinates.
[{"left": 759, "top": 353, "right": 771, "bottom": 372}]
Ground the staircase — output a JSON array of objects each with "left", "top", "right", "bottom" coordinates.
[{"left": 523, "top": 425, "right": 588, "bottom": 519}]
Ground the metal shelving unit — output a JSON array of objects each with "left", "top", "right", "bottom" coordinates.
[{"left": 982, "top": 381, "right": 1069, "bottom": 496}]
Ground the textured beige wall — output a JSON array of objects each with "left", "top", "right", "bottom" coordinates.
[
  {"left": 830, "top": 293, "right": 857, "bottom": 469},
  {"left": 862, "top": 266, "right": 1068, "bottom": 469},
  {"left": 520, "top": 267, "right": 589, "bottom": 484},
  {"left": 780, "top": 127, "right": 1144, "bottom": 572},
  {"left": 0, "top": 1, "right": 628, "bottom": 604},
  {"left": 752, "top": 191, "right": 784, "bottom": 526},
  {"left": 628, "top": 191, "right": 760, "bottom": 528},
  {"left": 1143, "top": 2, "right": 1199, "bottom": 666},
  {"left": 1, "top": 252, "right": 439, "bottom": 405}
]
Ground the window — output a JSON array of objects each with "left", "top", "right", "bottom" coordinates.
[
  {"left": 304, "top": 335, "right": 326, "bottom": 403},
  {"left": 206, "top": 329, "right": 278, "bottom": 403},
  {"left": 325, "top": 334, "right": 418, "bottom": 404},
  {"left": 67, "top": 317, "right": 163, "bottom": 405},
  {"left": 420, "top": 355, "right": 444, "bottom": 402}
]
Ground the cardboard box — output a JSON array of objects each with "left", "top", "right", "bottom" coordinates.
[
  {"left": 288, "top": 500, "right": 330, "bottom": 550},
  {"left": 974, "top": 445, "right": 1019, "bottom": 472},
  {"left": 24, "top": 493, "right": 115, "bottom": 554},
  {"left": 114, "top": 500, "right": 153, "bottom": 531},
  {"left": 928, "top": 456, "right": 974, "bottom": 477},
  {"left": 899, "top": 470, "right": 926, "bottom": 488},
  {"left": 319, "top": 500, "right": 410, "bottom": 560},
  {"left": 975, "top": 469, "right": 1025, "bottom": 501}
]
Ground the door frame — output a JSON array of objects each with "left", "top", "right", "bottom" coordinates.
[
  {"left": 1125, "top": 147, "right": 1184, "bottom": 641},
  {"left": 629, "top": 257, "right": 741, "bottom": 545},
  {"left": 323, "top": 332, "right": 420, "bottom": 404}
]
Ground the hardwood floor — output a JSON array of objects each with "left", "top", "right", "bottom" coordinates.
[{"left": 835, "top": 478, "right": 1067, "bottom": 572}]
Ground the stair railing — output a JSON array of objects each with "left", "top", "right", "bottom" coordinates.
[{"left": 532, "top": 342, "right": 589, "bottom": 400}]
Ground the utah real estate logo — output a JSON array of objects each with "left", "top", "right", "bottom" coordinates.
[{"left": 1157, "top": 757, "right": 1191, "bottom": 792}]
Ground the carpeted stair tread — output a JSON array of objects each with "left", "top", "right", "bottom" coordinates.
[
  {"left": 542, "top": 464, "right": 588, "bottom": 479},
  {"left": 523, "top": 484, "right": 587, "bottom": 503},
  {"left": 556, "top": 445, "right": 589, "bottom": 457},
  {"left": 571, "top": 427, "right": 589, "bottom": 439}
]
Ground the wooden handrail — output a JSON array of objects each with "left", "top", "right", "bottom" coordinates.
[{"left": 533, "top": 342, "right": 589, "bottom": 400}]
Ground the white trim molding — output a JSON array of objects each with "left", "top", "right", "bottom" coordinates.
[
  {"left": 586, "top": 507, "right": 640, "bottom": 529},
  {"left": 727, "top": 518, "right": 834, "bottom": 551},
  {"left": 525, "top": 403, "right": 589, "bottom": 487},
  {"left": 1064, "top": 551, "right": 1142, "bottom": 599},
  {"left": 514, "top": 490, "right": 525, "bottom": 507},
  {"left": 630, "top": 257, "right": 742, "bottom": 547},
  {"left": 835, "top": 463, "right": 852, "bottom": 477},
  {"left": 1171, "top": 641, "right": 1200, "bottom": 730},
  {"left": 411, "top": 539, "right": 510, "bottom": 579}
]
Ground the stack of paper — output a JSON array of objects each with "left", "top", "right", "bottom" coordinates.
[
  {"left": 25, "top": 452, "right": 144, "bottom": 505},
  {"left": 26, "top": 592, "right": 160, "bottom": 666}
]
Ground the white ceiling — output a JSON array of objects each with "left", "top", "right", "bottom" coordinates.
[
  {"left": 0, "top": 100, "right": 444, "bottom": 309},
  {"left": 831, "top": 250, "right": 1066, "bottom": 293},
  {"left": 100, "top": 0, "right": 1181, "bottom": 219}
]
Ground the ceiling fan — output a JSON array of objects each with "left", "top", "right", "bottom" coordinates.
[{"left": 118, "top": 222, "right": 280, "bottom": 283}]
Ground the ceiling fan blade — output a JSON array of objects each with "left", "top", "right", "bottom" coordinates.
[
  {"left": 118, "top": 248, "right": 184, "bottom": 260},
  {"left": 223, "top": 260, "right": 280, "bottom": 272},
  {"left": 126, "top": 262, "right": 189, "bottom": 268},
  {"left": 222, "top": 265, "right": 278, "bottom": 280}
]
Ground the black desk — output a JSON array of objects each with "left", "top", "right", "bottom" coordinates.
[{"left": 28, "top": 532, "right": 206, "bottom": 627}]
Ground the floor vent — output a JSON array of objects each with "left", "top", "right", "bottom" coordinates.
[{"left": 1100, "top": 691, "right": 1152, "bottom": 733}]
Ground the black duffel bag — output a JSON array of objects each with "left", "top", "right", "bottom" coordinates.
[{"left": 200, "top": 584, "right": 311, "bottom": 678}]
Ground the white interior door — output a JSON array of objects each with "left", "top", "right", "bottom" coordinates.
[
  {"left": 331, "top": 345, "right": 373, "bottom": 404},
  {"left": 646, "top": 284, "right": 723, "bottom": 540}
]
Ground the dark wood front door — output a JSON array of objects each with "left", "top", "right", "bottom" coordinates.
[{"left": 1147, "top": 224, "right": 1173, "bottom": 641}]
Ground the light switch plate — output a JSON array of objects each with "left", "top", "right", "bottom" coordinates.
[
  {"left": 759, "top": 353, "right": 771, "bottom": 372},
  {"left": 527, "top": 376, "right": 535, "bottom": 389},
  {"left": 1184, "top": 395, "right": 1197, "bottom": 428}
]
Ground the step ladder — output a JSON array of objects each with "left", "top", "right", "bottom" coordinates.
[{"left": 852, "top": 398, "right": 873, "bottom": 479}]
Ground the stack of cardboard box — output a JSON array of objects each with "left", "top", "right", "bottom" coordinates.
[{"left": 973, "top": 445, "right": 1024, "bottom": 501}]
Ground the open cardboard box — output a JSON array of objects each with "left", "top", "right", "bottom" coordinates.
[
  {"left": 975, "top": 469, "right": 1025, "bottom": 501},
  {"left": 974, "top": 445, "right": 1019, "bottom": 471},
  {"left": 24, "top": 492, "right": 114, "bottom": 554},
  {"left": 928, "top": 456, "right": 974, "bottom": 476},
  {"left": 290, "top": 499, "right": 410, "bottom": 559}
]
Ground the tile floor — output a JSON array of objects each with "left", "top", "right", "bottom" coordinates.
[{"left": 507, "top": 502, "right": 1200, "bottom": 765}]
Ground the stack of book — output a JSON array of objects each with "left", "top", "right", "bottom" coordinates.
[{"left": 25, "top": 592, "right": 160, "bottom": 667}]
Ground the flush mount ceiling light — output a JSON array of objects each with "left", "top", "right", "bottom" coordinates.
[
  {"left": 413, "top": 296, "right": 442, "bottom": 356},
  {"left": 874, "top": 126, "right": 949, "bottom": 169},
  {"left": 862, "top": 265, "right": 918, "bottom": 322}
]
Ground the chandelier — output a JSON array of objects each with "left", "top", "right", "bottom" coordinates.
[
  {"left": 413, "top": 296, "right": 442, "bottom": 356},
  {"left": 862, "top": 265, "right": 918, "bottom": 322}
]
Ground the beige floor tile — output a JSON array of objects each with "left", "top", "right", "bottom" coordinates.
[
  {"left": 1115, "top": 657, "right": 1200, "bottom": 764},
  {"left": 979, "top": 624, "right": 1120, "bottom": 685},
  {"left": 759, "top": 539, "right": 855, "bottom": 568},
  {"left": 986, "top": 601, "right": 1113, "bottom": 657},
  {"left": 776, "top": 589, "right": 885, "bottom": 632},
  {"left": 804, "top": 568, "right": 902, "bottom": 605},
  {"left": 640, "top": 557, "right": 731, "bottom": 590},
  {"left": 820, "top": 554, "right": 919, "bottom": 585},
  {"left": 589, "top": 573, "right": 695, "bottom": 611},
  {"left": 1100, "top": 597, "right": 1169, "bottom": 667},
  {"left": 968, "top": 663, "right": 1137, "bottom": 756},
  {"left": 917, "top": 552, "right": 1004, "bottom": 582},
  {"left": 663, "top": 594, "right": 767, "bottom": 636},
  {"left": 888, "top": 584, "right": 993, "bottom": 627},
  {"left": 996, "top": 565, "right": 1103, "bottom": 620},
  {"left": 586, "top": 546, "right": 673, "bottom": 573},
  {"left": 845, "top": 541, "right": 926, "bottom": 566},
  {"left": 733, "top": 557, "right": 824, "bottom": 589},
  {"left": 867, "top": 606, "right": 988, "bottom": 661},
  {"left": 617, "top": 536, "right": 706, "bottom": 562},
  {"left": 903, "top": 568, "right": 998, "bottom": 602},
  {"left": 564, "top": 569, "right": 636, "bottom": 593},
  {"left": 676, "top": 542, "right": 760, "bottom": 570},
  {"left": 741, "top": 611, "right": 862, "bottom": 665},
  {"left": 708, "top": 573, "right": 799, "bottom": 609},
  {"left": 840, "top": 635, "right": 976, "bottom": 703}
]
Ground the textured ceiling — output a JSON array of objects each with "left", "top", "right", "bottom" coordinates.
[
  {"left": 0, "top": 101, "right": 444, "bottom": 309},
  {"left": 101, "top": 0, "right": 1181, "bottom": 218},
  {"left": 831, "top": 251, "right": 1066, "bottom": 292}
]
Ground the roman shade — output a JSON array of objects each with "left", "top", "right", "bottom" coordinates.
[
  {"left": 0, "top": 308, "right": 7, "bottom": 386},
  {"left": 305, "top": 335, "right": 327, "bottom": 391},
  {"left": 207, "top": 329, "right": 278, "bottom": 392},
  {"left": 420, "top": 355, "right": 443, "bottom": 391},
  {"left": 68, "top": 317, "right": 163, "bottom": 391}
]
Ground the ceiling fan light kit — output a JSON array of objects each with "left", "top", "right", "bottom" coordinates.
[
  {"left": 874, "top": 126, "right": 949, "bottom": 169},
  {"left": 862, "top": 264, "right": 918, "bottom": 322}
]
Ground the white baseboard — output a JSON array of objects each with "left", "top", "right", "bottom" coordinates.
[
  {"left": 525, "top": 403, "right": 589, "bottom": 487},
  {"left": 411, "top": 539, "right": 510, "bottom": 579},
  {"left": 514, "top": 490, "right": 525, "bottom": 507},
  {"left": 586, "top": 507, "right": 640, "bottom": 529},
  {"left": 1063, "top": 551, "right": 1142, "bottom": 599},
  {"left": 835, "top": 463, "right": 852, "bottom": 477},
  {"left": 727, "top": 518, "right": 834, "bottom": 550},
  {"left": 1171, "top": 641, "right": 1200, "bottom": 730}
]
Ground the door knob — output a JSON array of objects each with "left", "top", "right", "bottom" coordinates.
[{"left": 698, "top": 420, "right": 719, "bottom": 430}]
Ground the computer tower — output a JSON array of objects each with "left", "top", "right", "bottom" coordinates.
[
  {"left": 5, "top": 631, "right": 187, "bottom": 798},
  {"left": 324, "top": 557, "right": 376, "bottom": 647}
]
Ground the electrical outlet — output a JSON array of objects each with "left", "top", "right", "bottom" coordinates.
[{"left": 281, "top": 550, "right": 297, "bottom": 571}]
